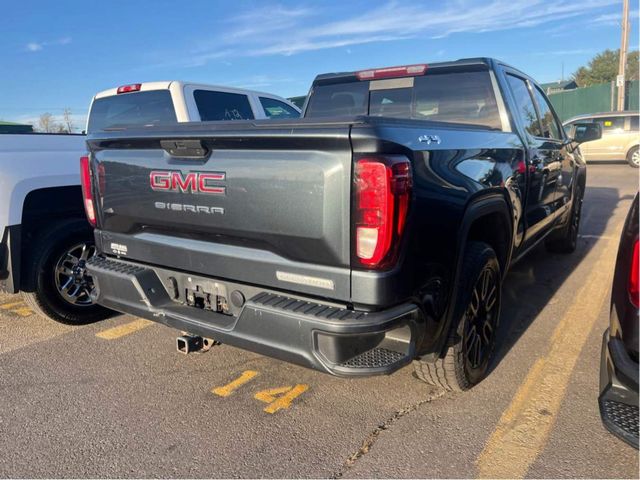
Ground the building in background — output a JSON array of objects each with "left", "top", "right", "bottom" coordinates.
[
  {"left": 0, "top": 121, "right": 34, "bottom": 134},
  {"left": 288, "top": 96, "right": 306, "bottom": 109},
  {"left": 540, "top": 80, "right": 578, "bottom": 95}
]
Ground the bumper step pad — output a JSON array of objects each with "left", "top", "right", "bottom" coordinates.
[
  {"left": 339, "top": 347, "right": 405, "bottom": 369},
  {"left": 601, "top": 399, "right": 639, "bottom": 441}
]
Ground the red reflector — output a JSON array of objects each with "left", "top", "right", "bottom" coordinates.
[
  {"left": 80, "top": 155, "right": 96, "bottom": 227},
  {"left": 355, "top": 157, "right": 412, "bottom": 268},
  {"left": 117, "top": 83, "right": 142, "bottom": 94},
  {"left": 629, "top": 239, "right": 639, "bottom": 308},
  {"left": 356, "top": 64, "right": 427, "bottom": 81}
]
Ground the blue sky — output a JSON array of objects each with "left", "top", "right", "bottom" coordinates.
[{"left": 1, "top": 0, "right": 637, "bottom": 130}]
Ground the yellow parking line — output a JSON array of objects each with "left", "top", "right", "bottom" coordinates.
[
  {"left": 11, "top": 307, "right": 34, "bottom": 317},
  {"left": 476, "top": 226, "right": 621, "bottom": 479},
  {"left": 96, "top": 318, "right": 154, "bottom": 340},
  {"left": 212, "top": 370, "right": 259, "bottom": 397},
  {"left": 0, "top": 301, "right": 27, "bottom": 310}
]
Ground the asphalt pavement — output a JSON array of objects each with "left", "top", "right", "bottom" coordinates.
[{"left": 0, "top": 164, "right": 638, "bottom": 478}]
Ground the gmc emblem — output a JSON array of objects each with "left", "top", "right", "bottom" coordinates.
[{"left": 150, "top": 171, "right": 225, "bottom": 195}]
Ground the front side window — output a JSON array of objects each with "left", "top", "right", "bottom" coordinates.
[
  {"left": 194, "top": 90, "right": 254, "bottom": 121},
  {"left": 563, "top": 121, "right": 575, "bottom": 137},
  {"left": 259, "top": 97, "right": 300, "bottom": 119},
  {"left": 532, "top": 86, "right": 562, "bottom": 140},
  {"left": 506, "top": 75, "right": 541, "bottom": 137}
]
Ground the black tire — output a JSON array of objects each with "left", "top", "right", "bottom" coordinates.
[
  {"left": 545, "top": 186, "right": 583, "bottom": 254},
  {"left": 20, "top": 219, "right": 114, "bottom": 325},
  {"left": 627, "top": 146, "right": 639, "bottom": 168},
  {"left": 414, "top": 241, "right": 501, "bottom": 391}
]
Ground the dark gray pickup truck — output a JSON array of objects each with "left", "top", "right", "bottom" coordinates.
[{"left": 83, "top": 58, "right": 601, "bottom": 391}]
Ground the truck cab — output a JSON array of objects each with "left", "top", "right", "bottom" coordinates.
[{"left": 88, "top": 81, "right": 300, "bottom": 132}]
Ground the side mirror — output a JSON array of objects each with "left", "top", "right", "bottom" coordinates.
[{"left": 571, "top": 122, "right": 602, "bottom": 144}]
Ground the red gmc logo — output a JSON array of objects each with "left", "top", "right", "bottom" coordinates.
[{"left": 150, "top": 171, "right": 225, "bottom": 195}]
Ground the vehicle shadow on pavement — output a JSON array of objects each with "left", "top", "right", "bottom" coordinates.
[{"left": 489, "top": 186, "right": 635, "bottom": 373}]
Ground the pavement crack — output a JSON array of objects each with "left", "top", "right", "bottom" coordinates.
[{"left": 331, "top": 387, "right": 447, "bottom": 478}]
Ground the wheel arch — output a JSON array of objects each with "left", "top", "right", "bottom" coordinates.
[
  {"left": 419, "top": 191, "right": 514, "bottom": 361},
  {"left": 20, "top": 186, "right": 89, "bottom": 291},
  {"left": 457, "top": 193, "right": 514, "bottom": 277}
]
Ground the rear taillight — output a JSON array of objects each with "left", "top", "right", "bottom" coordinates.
[
  {"left": 356, "top": 64, "right": 427, "bottom": 81},
  {"left": 117, "top": 83, "right": 141, "bottom": 94},
  {"left": 354, "top": 156, "right": 412, "bottom": 268},
  {"left": 629, "top": 239, "right": 639, "bottom": 308},
  {"left": 80, "top": 155, "right": 96, "bottom": 227}
]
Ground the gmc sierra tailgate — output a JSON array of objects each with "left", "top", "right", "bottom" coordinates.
[{"left": 87, "top": 119, "right": 357, "bottom": 301}]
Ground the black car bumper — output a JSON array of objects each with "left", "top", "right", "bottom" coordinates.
[
  {"left": 599, "top": 328, "right": 639, "bottom": 448},
  {"left": 87, "top": 256, "right": 425, "bottom": 377}
]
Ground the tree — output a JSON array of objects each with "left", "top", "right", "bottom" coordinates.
[
  {"left": 37, "top": 112, "right": 57, "bottom": 133},
  {"left": 62, "top": 108, "right": 74, "bottom": 133},
  {"left": 573, "top": 49, "right": 639, "bottom": 87}
]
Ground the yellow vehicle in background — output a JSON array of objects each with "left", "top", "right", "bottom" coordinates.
[{"left": 564, "top": 111, "right": 639, "bottom": 168}]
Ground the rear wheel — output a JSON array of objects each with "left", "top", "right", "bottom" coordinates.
[
  {"left": 546, "top": 186, "right": 583, "bottom": 254},
  {"left": 20, "top": 219, "right": 114, "bottom": 325},
  {"left": 414, "top": 241, "right": 501, "bottom": 391},
  {"left": 627, "top": 147, "right": 639, "bottom": 168}
]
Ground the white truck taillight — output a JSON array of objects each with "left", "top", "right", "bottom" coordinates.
[
  {"left": 80, "top": 155, "right": 96, "bottom": 227},
  {"left": 354, "top": 156, "right": 412, "bottom": 268}
]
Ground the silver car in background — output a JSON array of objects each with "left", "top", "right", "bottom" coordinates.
[{"left": 564, "top": 111, "right": 639, "bottom": 168}]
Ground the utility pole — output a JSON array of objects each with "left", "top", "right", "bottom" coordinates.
[{"left": 616, "top": 0, "right": 630, "bottom": 111}]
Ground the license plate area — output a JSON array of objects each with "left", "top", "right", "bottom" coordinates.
[
  {"left": 185, "top": 285, "right": 230, "bottom": 316},
  {"left": 165, "top": 274, "right": 233, "bottom": 317}
]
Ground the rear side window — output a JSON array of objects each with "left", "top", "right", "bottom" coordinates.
[
  {"left": 306, "top": 70, "right": 502, "bottom": 130},
  {"left": 532, "top": 86, "right": 562, "bottom": 140},
  {"left": 259, "top": 97, "right": 300, "bottom": 119},
  {"left": 630, "top": 116, "right": 639, "bottom": 131},
  {"left": 194, "top": 90, "right": 254, "bottom": 121},
  {"left": 88, "top": 90, "right": 177, "bottom": 132},
  {"left": 595, "top": 116, "right": 625, "bottom": 132},
  {"left": 506, "top": 75, "right": 542, "bottom": 137}
]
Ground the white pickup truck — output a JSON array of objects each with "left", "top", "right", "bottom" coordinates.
[{"left": 0, "top": 82, "right": 299, "bottom": 324}]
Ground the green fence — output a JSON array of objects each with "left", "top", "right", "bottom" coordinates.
[{"left": 549, "top": 81, "right": 639, "bottom": 121}]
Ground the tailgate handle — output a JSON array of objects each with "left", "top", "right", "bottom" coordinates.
[{"left": 161, "top": 139, "right": 208, "bottom": 158}]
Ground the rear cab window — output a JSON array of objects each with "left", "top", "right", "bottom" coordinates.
[
  {"left": 194, "top": 90, "right": 254, "bottom": 121},
  {"left": 259, "top": 97, "right": 300, "bottom": 119},
  {"left": 305, "top": 68, "right": 503, "bottom": 130},
  {"left": 88, "top": 90, "right": 177, "bottom": 132}
]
